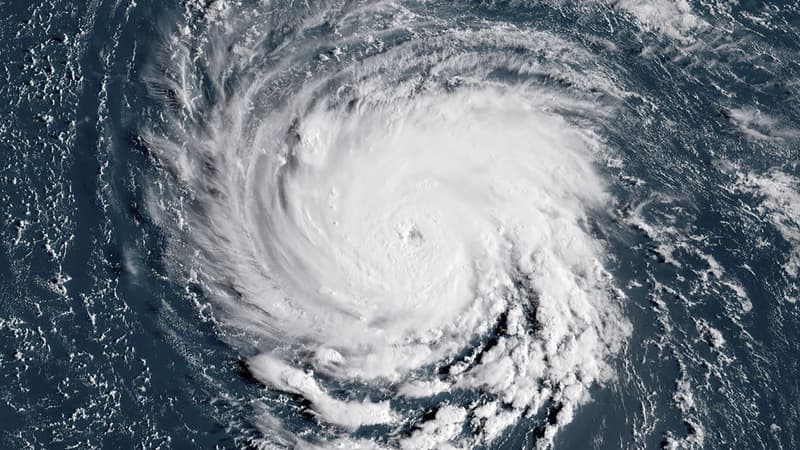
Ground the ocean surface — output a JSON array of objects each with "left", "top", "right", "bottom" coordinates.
[{"left": 1, "top": 0, "right": 799, "bottom": 448}]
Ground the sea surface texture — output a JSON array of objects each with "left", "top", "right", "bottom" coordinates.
[{"left": 1, "top": 0, "right": 799, "bottom": 448}]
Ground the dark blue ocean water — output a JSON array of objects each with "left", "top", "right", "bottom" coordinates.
[{"left": 1, "top": 0, "right": 799, "bottom": 448}]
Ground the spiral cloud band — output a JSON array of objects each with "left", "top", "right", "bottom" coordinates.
[{"left": 145, "top": 1, "right": 630, "bottom": 447}]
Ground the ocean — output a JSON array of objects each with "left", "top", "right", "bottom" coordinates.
[{"left": 1, "top": 0, "right": 798, "bottom": 448}]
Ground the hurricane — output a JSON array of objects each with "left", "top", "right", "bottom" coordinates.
[
  {"left": 142, "top": 4, "right": 632, "bottom": 446},
  {"left": 1, "top": 0, "right": 799, "bottom": 448}
]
